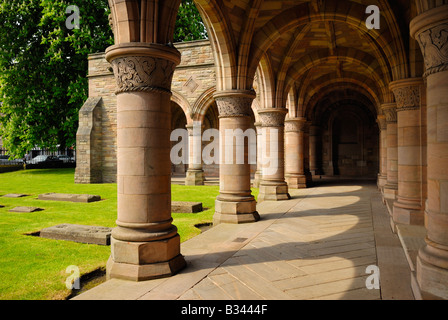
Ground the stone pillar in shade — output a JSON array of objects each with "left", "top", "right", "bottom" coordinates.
[
  {"left": 252, "top": 122, "right": 263, "bottom": 188},
  {"left": 411, "top": 5, "right": 448, "bottom": 299},
  {"left": 257, "top": 108, "right": 290, "bottom": 201},
  {"left": 185, "top": 123, "right": 205, "bottom": 186},
  {"left": 304, "top": 121, "right": 313, "bottom": 185},
  {"left": 105, "top": 43, "right": 186, "bottom": 281},
  {"left": 390, "top": 78, "right": 426, "bottom": 228},
  {"left": 309, "top": 125, "right": 321, "bottom": 176},
  {"left": 381, "top": 103, "right": 398, "bottom": 202},
  {"left": 377, "top": 114, "right": 388, "bottom": 191},
  {"left": 285, "top": 118, "right": 308, "bottom": 189},
  {"left": 213, "top": 90, "right": 259, "bottom": 225}
]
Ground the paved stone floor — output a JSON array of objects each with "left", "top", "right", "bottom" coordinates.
[{"left": 74, "top": 180, "right": 414, "bottom": 300}]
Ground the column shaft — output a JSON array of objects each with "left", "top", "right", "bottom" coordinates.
[
  {"left": 105, "top": 43, "right": 186, "bottom": 281},
  {"left": 382, "top": 103, "right": 399, "bottom": 202},
  {"left": 185, "top": 122, "right": 205, "bottom": 185},
  {"left": 390, "top": 78, "right": 426, "bottom": 228},
  {"left": 411, "top": 6, "right": 448, "bottom": 299},
  {"left": 258, "top": 108, "right": 290, "bottom": 201},
  {"left": 213, "top": 90, "right": 259, "bottom": 225},
  {"left": 285, "top": 118, "right": 308, "bottom": 189},
  {"left": 377, "top": 115, "right": 388, "bottom": 190}
]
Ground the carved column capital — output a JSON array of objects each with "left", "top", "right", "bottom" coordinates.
[
  {"left": 258, "top": 108, "right": 288, "bottom": 127},
  {"left": 389, "top": 78, "right": 424, "bottom": 112},
  {"left": 285, "top": 118, "right": 307, "bottom": 132},
  {"left": 381, "top": 103, "right": 398, "bottom": 123},
  {"left": 377, "top": 115, "right": 387, "bottom": 131},
  {"left": 105, "top": 43, "right": 181, "bottom": 95},
  {"left": 411, "top": 5, "right": 448, "bottom": 77},
  {"left": 214, "top": 90, "right": 256, "bottom": 118}
]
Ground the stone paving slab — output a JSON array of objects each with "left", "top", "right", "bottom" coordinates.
[
  {"left": 9, "top": 206, "right": 43, "bottom": 213},
  {"left": 39, "top": 224, "right": 112, "bottom": 245},
  {"left": 172, "top": 201, "right": 203, "bottom": 213},
  {"left": 2, "top": 193, "right": 28, "bottom": 198},
  {"left": 38, "top": 193, "right": 101, "bottom": 203},
  {"left": 74, "top": 182, "right": 414, "bottom": 300}
]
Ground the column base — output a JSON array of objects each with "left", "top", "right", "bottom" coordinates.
[
  {"left": 377, "top": 174, "right": 387, "bottom": 190},
  {"left": 213, "top": 198, "right": 259, "bottom": 225},
  {"left": 185, "top": 169, "right": 204, "bottom": 186},
  {"left": 252, "top": 171, "right": 262, "bottom": 188},
  {"left": 106, "top": 234, "right": 186, "bottom": 281},
  {"left": 393, "top": 199, "right": 424, "bottom": 226},
  {"left": 416, "top": 245, "right": 448, "bottom": 300},
  {"left": 382, "top": 183, "right": 398, "bottom": 201},
  {"left": 258, "top": 182, "right": 291, "bottom": 202},
  {"left": 286, "top": 175, "right": 307, "bottom": 189}
]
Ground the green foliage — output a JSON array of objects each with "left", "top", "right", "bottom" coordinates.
[
  {"left": 174, "top": 0, "right": 208, "bottom": 43},
  {"left": 0, "top": 0, "right": 206, "bottom": 158},
  {"left": 0, "top": 0, "right": 113, "bottom": 158}
]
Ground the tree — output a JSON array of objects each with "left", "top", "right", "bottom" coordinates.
[
  {"left": 174, "top": 0, "right": 208, "bottom": 43},
  {"left": 0, "top": 0, "right": 206, "bottom": 158},
  {"left": 0, "top": 0, "right": 113, "bottom": 158}
]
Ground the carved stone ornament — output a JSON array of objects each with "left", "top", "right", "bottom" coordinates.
[
  {"left": 285, "top": 118, "right": 307, "bottom": 132},
  {"left": 258, "top": 109, "right": 288, "bottom": 127},
  {"left": 377, "top": 115, "right": 387, "bottom": 131},
  {"left": 381, "top": 104, "right": 397, "bottom": 123},
  {"left": 215, "top": 93, "right": 255, "bottom": 118},
  {"left": 110, "top": 56, "right": 177, "bottom": 94},
  {"left": 392, "top": 86, "right": 421, "bottom": 111},
  {"left": 417, "top": 23, "right": 448, "bottom": 77}
]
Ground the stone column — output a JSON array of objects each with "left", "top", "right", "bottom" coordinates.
[
  {"left": 377, "top": 114, "right": 388, "bottom": 191},
  {"left": 185, "top": 123, "right": 205, "bottom": 186},
  {"left": 390, "top": 78, "right": 425, "bottom": 228},
  {"left": 105, "top": 43, "right": 186, "bottom": 281},
  {"left": 304, "top": 121, "right": 313, "bottom": 184},
  {"left": 411, "top": 5, "right": 448, "bottom": 300},
  {"left": 381, "top": 103, "right": 398, "bottom": 202},
  {"left": 309, "top": 125, "right": 321, "bottom": 176},
  {"left": 252, "top": 122, "right": 263, "bottom": 188},
  {"left": 284, "top": 118, "right": 308, "bottom": 189},
  {"left": 213, "top": 90, "right": 259, "bottom": 225},
  {"left": 258, "top": 108, "right": 290, "bottom": 201}
]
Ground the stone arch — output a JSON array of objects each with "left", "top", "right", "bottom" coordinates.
[
  {"left": 191, "top": 86, "right": 216, "bottom": 122},
  {"left": 171, "top": 90, "right": 193, "bottom": 125}
]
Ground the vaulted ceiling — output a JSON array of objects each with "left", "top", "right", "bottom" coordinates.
[{"left": 193, "top": 0, "right": 423, "bottom": 119}]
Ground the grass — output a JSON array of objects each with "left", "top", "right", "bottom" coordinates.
[{"left": 0, "top": 168, "right": 259, "bottom": 300}]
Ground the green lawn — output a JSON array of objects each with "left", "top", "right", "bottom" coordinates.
[{"left": 0, "top": 168, "right": 259, "bottom": 300}]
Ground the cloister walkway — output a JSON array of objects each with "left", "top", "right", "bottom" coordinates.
[{"left": 75, "top": 180, "right": 414, "bottom": 300}]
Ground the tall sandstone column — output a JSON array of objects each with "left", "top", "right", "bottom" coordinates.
[
  {"left": 390, "top": 78, "right": 426, "bottom": 228},
  {"left": 377, "top": 114, "right": 388, "bottom": 191},
  {"left": 381, "top": 103, "right": 399, "bottom": 203},
  {"left": 258, "top": 108, "right": 290, "bottom": 201},
  {"left": 213, "top": 90, "right": 259, "bottom": 225},
  {"left": 284, "top": 118, "right": 308, "bottom": 189},
  {"left": 252, "top": 122, "right": 263, "bottom": 188},
  {"left": 411, "top": 5, "right": 448, "bottom": 299},
  {"left": 105, "top": 43, "right": 186, "bottom": 281},
  {"left": 185, "top": 123, "right": 205, "bottom": 185}
]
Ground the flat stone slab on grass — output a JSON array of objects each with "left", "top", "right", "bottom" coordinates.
[
  {"left": 172, "top": 201, "right": 203, "bottom": 213},
  {"left": 10, "top": 206, "right": 43, "bottom": 213},
  {"left": 38, "top": 193, "right": 101, "bottom": 203},
  {"left": 3, "top": 194, "right": 28, "bottom": 198},
  {"left": 39, "top": 224, "right": 112, "bottom": 245}
]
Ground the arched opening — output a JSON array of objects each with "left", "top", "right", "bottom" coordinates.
[{"left": 171, "top": 101, "right": 188, "bottom": 175}]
